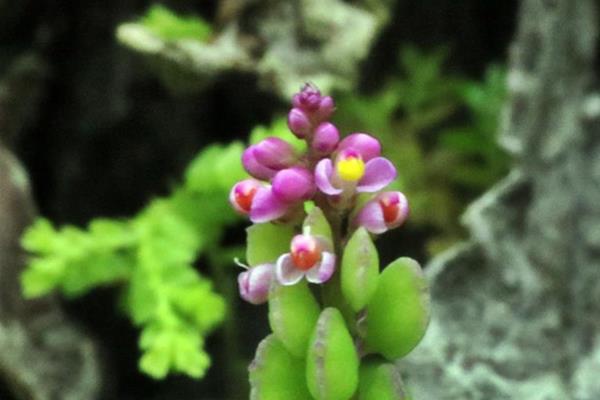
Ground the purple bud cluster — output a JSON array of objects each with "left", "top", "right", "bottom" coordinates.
[{"left": 230, "top": 83, "right": 410, "bottom": 304}]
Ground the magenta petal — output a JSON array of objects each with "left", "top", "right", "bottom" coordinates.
[
  {"left": 312, "top": 122, "right": 340, "bottom": 155},
  {"left": 272, "top": 167, "right": 315, "bottom": 203},
  {"left": 305, "top": 252, "right": 336, "bottom": 284},
  {"left": 276, "top": 254, "right": 304, "bottom": 286},
  {"left": 242, "top": 146, "right": 278, "bottom": 180},
  {"left": 287, "top": 108, "right": 312, "bottom": 139},
  {"left": 250, "top": 187, "right": 289, "bottom": 223},
  {"left": 357, "top": 157, "right": 397, "bottom": 193},
  {"left": 254, "top": 137, "right": 296, "bottom": 169},
  {"left": 354, "top": 200, "right": 387, "bottom": 234},
  {"left": 337, "top": 133, "right": 381, "bottom": 161},
  {"left": 315, "top": 159, "right": 343, "bottom": 195}
]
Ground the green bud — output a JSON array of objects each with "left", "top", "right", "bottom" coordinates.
[
  {"left": 269, "top": 281, "right": 321, "bottom": 357},
  {"left": 365, "top": 257, "right": 430, "bottom": 360},
  {"left": 341, "top": 227, "right": 379, "bottom": 312},
  {"left": 358, "top": 360, "right": 408, "bottom": 400},
  {"left": 306, "top": 308, "right": 359, "bottom": 400},
  {"left": 303, "top": 206, "right": 333, "bottom": 246},
  {"left": 246, "top": 223, "right": 294, "bottom": 266},
  {"left": 249, "top": 335, "right": 312, "bottom": 400}
]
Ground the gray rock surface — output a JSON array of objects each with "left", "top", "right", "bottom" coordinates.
[
  {"left": 117, "top": 0, "right": 393, "bottom": 99},
  {"left": 0, "top": 147, "right": 103, "bottom": 400},
  {"left": 401, "top": 1, "right": 600, "bottom": 399},
  {"left": 0, "top": 146, "right": 103, "bottom": 400}
]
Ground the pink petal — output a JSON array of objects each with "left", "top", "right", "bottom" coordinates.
[
  {"left": 315, "top": 159, "right": 343, "bottom": 195},
  {"left": 272, "top": 167, "right": 315, "bottom": 203},
  {"left": 356, "top": 157, "right": 397, "bottom": 193},
  {"left": 238, "top": 263, "right": 274, "bottom": 304},
  {"left": 337, "top": 133, "right": 381, "bottom": 161},
  {"left": 354, "top": 200, "right": 387, "bottom": 234},
  {"left": 250, "top": 187, "right": 290, "bottom": 223},
  {"left": 242, "top": 146, "right": 278, "bottom": 180},
  {"left": 305, "top": 252, "right": 336, "bottom": 284},
  {"left": 276, "top": 254, "right": 304, "bottom": 286}
]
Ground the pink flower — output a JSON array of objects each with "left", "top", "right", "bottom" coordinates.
[
  {"left": 354, "top": 191, "right": 409, "bottom": 234},
  {"left": 311, "top": 122, "right": 340, "bottom": 155},
  {"left": 242, "top": 137, "right": 297, "bottom": 180},
  {"left": 271, "top": 167, "right": 315, "bottom": 203},
  {"left": 253, "top": 137, "right": 298, "bottom": 170},
  {"left": 276, "top": 234, "right": 336, "bottom": 285},
  {"left": 242, "top": 145, "right": 278, "bottom": 180},
  {"left": 248, "top": 186, "right": 290, "bottom": 223},
  {"left": 337, "top": 133, "right": 381, "bottom": 161},
  {"left": 229, "top": 179, "right": 263, "bottom": 215},
  {"left": 315, "top": 139, "right": 396, "bottom": 196},
  {"left": 287, "top": 108, "right": 312, "bottom": 139},
  {"left": 238, "top": 263, "right": 274, "bottom": 305},
  {"left": 248, "top": 167, "right": 315, "bottom": 223}
]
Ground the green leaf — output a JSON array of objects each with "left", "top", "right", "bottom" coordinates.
[
  {"left": 303, "top": 206, "right": 333, "bottom": 245},
  {"left": 246, "top": 223, "right": 295, "bottom": 266},
  {"left": 358, "top": 360, "right": 409, "bottom": 400},
  {"left": 306, "top": 307, "right": 360, "bottom": 400},
  {"left": 20, "top": 141, "right": 238, "bottom": 380},
  {"left": 268, "top": 281, "right": 321, "bottom": 357},
  {"left": 249, "top": 335, "right": 312, "bottom": 400},
  {"left": 365, "top": 257, "right": 430, "bottom": 360},
  {"left": 140, "top": 4, "right": 212, "bottom": 41},
  {"left": 184, "top": 142, "right": 246, "bottom": 193},
  {"left": 341, "top": 227, "right": 379, "bottom": 312},
  {"left": 139, "top": 322, "right": 210, "bottom": 379}
]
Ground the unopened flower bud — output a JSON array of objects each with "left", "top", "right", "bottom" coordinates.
[
  {"left": 287, "top": 108, "right": 312, "bottom": 138},
  {"left": 312, "top": 122, "right": 340, "bottom": 155},
  {"left": 238, "top": 263, "right": 274, "bottom": 304},
  {"left": 272, "top": 167, "right": 315, "bottom": 203},
  {"left": 354, "top": 191, "right": 409, "bottom": 234},
  {"left": 253, "top": 137, "right": 297, "bottom": 169},
  {"left": 242, "top": 145, "right": 278, "bottom": 180},
  {"left": 337, "top": 133, "right": 381, "bottom": 162},
  {"left": 314, "top": 95, "right": 335, "bottom": 121},
  {"left": 292, "top": 83, "right": 322, "bottom": 111},
  {"left": 229, "top": 179, "right": 262, "bottom": 215}
]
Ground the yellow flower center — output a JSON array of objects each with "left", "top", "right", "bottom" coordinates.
[{"left": 336, "top": 156, "right": 365, "bottom": 181}]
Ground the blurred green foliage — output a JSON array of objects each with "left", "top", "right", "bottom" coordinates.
[
  {"left": 140, "top": 4, "right": 212, "bottom": 41},
  {"left": 335, "top": 46, "right": 509, "bottom": 254},
  {"left": 21, "top": 141, "right": 246, "bottom": 379},
  {"left": 20, "top": 119, "right": 299, "bottom": 380}
]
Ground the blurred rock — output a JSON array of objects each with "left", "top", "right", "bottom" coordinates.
[
  {"left": 401, "top": 1, "right": 600, "bottom": 399},
  {"left": 117, "top": 0, "right": 392, "bottom": 99},
  {"left": 0, "top": 147, "right": 103, "bottom": 399}
]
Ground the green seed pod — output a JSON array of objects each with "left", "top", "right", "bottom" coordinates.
[
  {"left": 365, "top": 257, "right": 430, "bottom": 360},
  {"left": 306, "top": 307, "right": 359, "bottom": 400},
  {"left": 269, "top": 280, "right": 321, "bottom": 357},
  {"left": 341, "top": 227, "right": 379, "bottom": 312},
  {"left": 246, "top": 223, "right": 294, "bottom": 266},
  {"left": 358, "top": 360, "right": 409, "bottom": 400},
  {"left": 249, "top": 334, "right": 312, "bottom": 400},
  {"left": 303, "top": 206, "right": 333, "bottom": 246}
]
